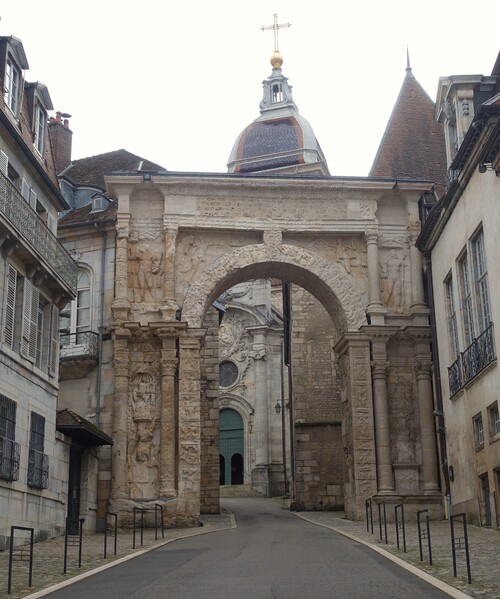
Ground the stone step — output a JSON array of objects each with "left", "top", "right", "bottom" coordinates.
[{"left": 219, "top": 484, "right": 266, "bottom": 498}]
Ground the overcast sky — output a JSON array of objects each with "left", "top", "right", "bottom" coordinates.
[{"left": 2, "top": 1, "right": 499, "bottom": 176}]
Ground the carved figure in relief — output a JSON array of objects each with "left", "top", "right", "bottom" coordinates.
[
  {"left": 380, "top": 249, "right": 407, "bottom": 308},
  {"left": 128, "top": 244, "right": 164, "bottom": 303},
  {"left": 131, "top": 373, "right": 157, "bottom": 464}
]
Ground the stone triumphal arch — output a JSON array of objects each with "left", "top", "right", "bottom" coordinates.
[{"left": 106, "top": 172, "right": 441, "bottom": 523}]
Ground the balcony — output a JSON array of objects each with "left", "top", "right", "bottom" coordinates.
[
  {"left": 59, "top": 331, "right": 99, "bottom": 380},
  {"left": 0, "top": 172, "right": 77, "bottom": 295},
  {"left": 448, "top": 323, "right": 496, "bottom": 396},
  {"left": 0, "top": 436, "right": 20, "bottom": 481}
]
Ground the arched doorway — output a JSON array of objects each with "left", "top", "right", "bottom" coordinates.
[{"left": 220, "top": 409, "right": 244, "bottom": 485}]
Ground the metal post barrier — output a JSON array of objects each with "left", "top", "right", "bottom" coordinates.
[
  {"left": 132, "top": 508, "right": 145, "bottom": 549},
  {"left": 63, "top": 518, "right": 85, "bottom": 574},
  {"left": 154, "top": 504, "right": 165, "bottom": 540},
  {"left": 394, "top": 504, "right": 406, "bottom": 552},
  {"left": 104, "top": 512, "right": 118, "bottom": 558},
  {"left": 378, "top": 502, "right": 388, "bottom": 544},
  {"left": 417, "top": 509, "right": 432, "bottom": 565},
  {"left": 365, "top": 498, "right": 373, "bottom": 534},
  {"left": 450, "top": 513, "right": 472, "bottom": 584},
  {"left": 8, "top": 526, "right": 34, "bottom": 595}
]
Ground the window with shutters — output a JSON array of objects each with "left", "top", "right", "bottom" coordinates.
[
  {"left": 27, "top": 411, "right": 48, "bottom": 489},
  {"left": 2, "top": 264, "right": 59, "bottom": 377},
  {"left": 0, "top": 395, "right": 20, "bottom": 481}
]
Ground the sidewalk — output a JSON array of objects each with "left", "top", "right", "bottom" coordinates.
[
  {"left": 0, "top": 511, "right": 235, "bottom": 599},
  {"left": 1, "top": 506, "right": 498, "bottom": 599},
  {"left": 296, "top": 510, "right": 500, "bottom": 599}
]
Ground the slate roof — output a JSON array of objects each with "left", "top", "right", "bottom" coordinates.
[
  {"left": 58, "top": 199, "right": 117, "bottom": 226},
  {"left": 370, "top": 68, "right": 447, "bottom": 195},
  {"left": 61, "top": 149, "right": 166, "bottom": 190}
]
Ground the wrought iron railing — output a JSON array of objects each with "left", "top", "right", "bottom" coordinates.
[
  {"left": 448, "top": 356, "right": 463, "bottom": 397},
  {"left": 462, "top": 323, "right": 495, "bottom": 384},
  {"left": 27, "top": 448, "right": 49, "bottom": 489},
  {"left": 60, "top": 331, "right": 99, "bottom": 360},
  {"left": 448, "top": 323, "right": 496, "bottom": 396},
  {"left": 0, "top": 172, "right": 77, "bottom": 294},
  {"left": 0, "top": 436, "right": 20, "bottom": 481}
]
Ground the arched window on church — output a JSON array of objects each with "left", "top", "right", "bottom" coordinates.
[
  {"left": 272, "top": 83, "right": 283, "bottom": 103},
  {"left": 60, "top": 267, "right": 93, "bottom": 353}
]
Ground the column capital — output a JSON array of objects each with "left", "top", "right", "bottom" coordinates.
[{"left": 371, "top": 361, "right": 389, "bottom": 378}]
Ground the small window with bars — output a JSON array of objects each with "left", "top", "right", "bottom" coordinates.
[
  {"left": 27, "top": 412, "right": 48, "bottom": 489},
  {"left": 0, "top": 394, "right": 20, "bottom": 481}
]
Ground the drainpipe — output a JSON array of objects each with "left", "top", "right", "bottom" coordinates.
[
  {"left": 424, "top": 252, "right": 451, "bottom": 518},
  {"left": 94, "top": 222, "right": 107, "bottom": 428}
]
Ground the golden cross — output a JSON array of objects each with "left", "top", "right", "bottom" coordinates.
[{"left": 261, "top": 13, "right": 291, "bottom": 52}]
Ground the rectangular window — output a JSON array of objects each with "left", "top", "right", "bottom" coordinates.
[
  {"left": 458, "top": 252, "right": 475, "bottom": 346},
  {"left": 488, "top": 402, "right": 500, "bottom": 438},
  {"left": 471, "top": 229, "right": 491, "bottom": 333},
  {"left": 27, "top": 412, "right": 48, "bottom": 489},
  {"left": 0, "top": 395, "right": 20, "bottom": 481},
  {"left": 4, "top": 59, "right": 21, "bottom": 115},
  {"left": 473, "top": 413, "right": 484, "bottom": 447},
  {"left": 445, "top": 275, "right": 460, "bottom": 359}
]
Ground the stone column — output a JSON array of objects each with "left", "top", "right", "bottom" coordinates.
[
  {"left": 159, "top": 330, "right": 178, "bottom": 497},
  {"left": 111, "top": 330, "right": 130, "bottom": 501},
  {"left": 177, "top": 329, "right": 205, "bottom": 524},
  {"left": 161, "top": 224, "right": 179, "bottom": 320},
  {"left": 366, "top": 229, "right": 386, "bottom": 324},
  {"left": 371, "top": 361, "right": 395, "bottom": 493},
  {"left": 415, "top": 360, "right": 440, "bottom": 493},
  {"left": 112, "top": 215, "right": 131, "bottom": 322},
  {"left": 334, "top": 333, "right": 377, "bottom": 520},
  {"left": 409, "top": 234, "right": 427, "bottom": 311},
  {"left": 249, "top": 328, "right": 269, "bottom": 466}
]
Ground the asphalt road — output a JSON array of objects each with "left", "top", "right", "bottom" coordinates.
[{"left": 44, "top": 497, "right": 452, "bottom": 599}]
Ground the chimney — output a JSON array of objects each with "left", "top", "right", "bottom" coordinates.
[{"left": 49, "top": 111, "right": 73, "bottom": 174}]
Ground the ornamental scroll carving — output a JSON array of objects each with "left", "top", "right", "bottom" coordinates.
[{"left": 130, "top": 372, "right": 157, "bottom": 464}]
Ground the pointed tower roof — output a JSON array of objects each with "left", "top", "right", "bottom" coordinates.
[
  {"left": 370, "top": 61, "right": 446, "bottom": 193},
  {"left": 227, "top": 52, "right": 329, "bottom": 175}
]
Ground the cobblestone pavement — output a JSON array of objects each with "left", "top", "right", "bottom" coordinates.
[
  {"left": 1, "top": 505, "right": 498, "bottom": 599},
  {"left": 296, "top": 511, "right": 500, "bottom": 599}
]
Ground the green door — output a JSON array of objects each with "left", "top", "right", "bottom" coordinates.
[{"left": 220, "top": 409, "right": 244, "bottom": 485}]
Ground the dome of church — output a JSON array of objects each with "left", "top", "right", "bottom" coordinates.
[{"left": 227, "top": 55, "right": 329, "bottom": 175}]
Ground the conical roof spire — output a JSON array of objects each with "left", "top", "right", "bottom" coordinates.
[{"left": 370, "top": 59, "right": 446, "bottom": 193}]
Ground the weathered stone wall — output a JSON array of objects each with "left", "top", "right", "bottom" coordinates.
[{"left": 291, "top": 287, "right": 343, "bottom": 508}]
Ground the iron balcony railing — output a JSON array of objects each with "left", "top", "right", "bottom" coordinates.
[
  {"left": 448, "top": 323, "right": 496, "bottom": 396},
  {"left": 0, "top": 172, "right": 77, "bottom": 294},
  {"left": 27, "top": 448, "right": 49, "bottom": 489},
  {"left": 448, "top": 355, "right": 463, "bottom": 397},
  {"left": 60, "top": 331, "right": 99, "bottom": 361},
  {"left": 0, "top": 436, "right": 20, "bottom": 481}
]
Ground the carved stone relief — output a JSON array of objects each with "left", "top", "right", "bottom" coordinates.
[{"left": 388, "top": 369, "right": 419, "bottom": 464}]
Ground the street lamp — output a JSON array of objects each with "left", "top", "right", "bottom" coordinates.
[{"left": 275, "top": 401, "right": 281, "bottom": 415}]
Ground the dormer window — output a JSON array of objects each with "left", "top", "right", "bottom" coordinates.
[
  {"left": 4, "top": 58, "right": 21, "bottom": 116},
  {"left": 34, "top": 102, "right": 47, "bottom": 156}
]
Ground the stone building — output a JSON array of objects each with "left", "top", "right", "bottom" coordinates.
[
  {"left": 0, "top": 36, "right": 79, "bottom": 547},
  {"left": 416, "top": 53, "right": 500, "bottom": 526}
]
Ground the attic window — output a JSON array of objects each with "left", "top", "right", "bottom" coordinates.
[
  {"left": 91, "top": 196, "right": 110, "bottom": 212},
  {"left": 4, "top": 58, "right": 21, "bottom": 116},
  {"left": 34, "top": 103, "right": 47, "bottom": 156}
]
